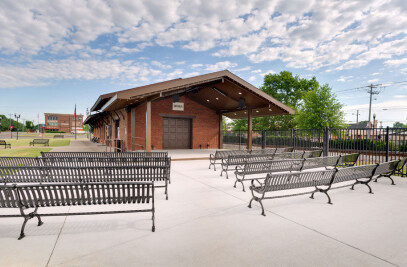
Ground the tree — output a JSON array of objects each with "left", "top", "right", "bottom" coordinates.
[
  {"left": 296, "top": 84, "right": 347, "bottom": 129},
  {"left": 230, "top": 71, "right": 319, "bottom": 130},
  {"left": 393, "top": 122, "right": 405, "bottom": 128}
]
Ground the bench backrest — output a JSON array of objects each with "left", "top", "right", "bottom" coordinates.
[
  {"left": 303, "top": 150, "right": 323, "bottom": 158},
  {"left": 273, "top": 151, "right": 305, "bottom": 159},
  {"left": 373, "top": 160, "right": 400, "bottom": 177},
  {"left": 226, "top": 154, "right": 274, "bottom": 165},
  {"left": 250, "top": 148, "right": 277, "bottom": 155},
  {"left": 0, "top": 166, "right": 168, "bottom": 184},
  {"left": 40, "top": 157, "right": 170, "bottom": 168},
  {"left": 240, "top": 159, "right": 304, "bottom": 175},
  {"left": 33, "top": 139, "right": 49, "bottom": 143},
  {"left": 0, "top": 140, "right": 7, "bottom": 145},
  {"left": 0, "top": 157, "right": 42, "bottom": 167},
  {"left": 334, "top": 164, "right": 378, "bottom": 184},
  {"left": 0, "top": 182, "right": 153, "bottom": 208},
  {"left": 41, "top": 151, "right": 168, "bottom": 158},
  {"left": 275, "top": 147, "right": 294, "bottom": 153},
  {"left": 262, "top": 170, "right": 337, "bottom": 193},
  {"left": 214, "top": 150, "right": 250, "bottom": 160},
  {"left": 301, "top": 156, "right": 341, "bottom": 170},
  {"left": 336, "top": 153, "right": 360, "bottom": 167}
]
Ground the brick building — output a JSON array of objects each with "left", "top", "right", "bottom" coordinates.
[
  {"left": 84, "top": 70, "right": 294, "bottom": 151},
  {"left": 44, "top": 113, "right": 83, "bottom": 132}
]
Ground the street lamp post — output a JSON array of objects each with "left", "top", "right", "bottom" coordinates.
[
  {"left": 14, "top": 113, "right": 21, "bottom": 140},
  {"left": 0, "top": 117, "right": 2, "bottom": 134}
]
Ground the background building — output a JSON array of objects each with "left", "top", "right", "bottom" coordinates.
[{"left": 44, "top": 113, "right": 83, "bottom": 132}]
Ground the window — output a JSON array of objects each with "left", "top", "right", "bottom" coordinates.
[
  {"left": 47, "top": 122, "right": 58, "bottom": 126},
  {"left": 47, "top": 116, "right": 58, "bottom": 120}
]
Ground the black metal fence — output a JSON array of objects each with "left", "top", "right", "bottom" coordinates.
[{"left": 223, "top": 127, "right": 407, "bottom": 176}]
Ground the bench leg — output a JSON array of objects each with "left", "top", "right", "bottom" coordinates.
[
  {"left": 17, "top": 206, "right": 43, "bottom": 240},
  {"left": 351, "top": 181, "right": 374, "bottom": 194},
  {"left": 310, "top": 187, "right": 332, "bottom": 204},
  {"left": 233, "top": 179, "right": 245, "bottom": 192},
  {"left": 374, "top": 175, "right": 395, "bottom": 185}
]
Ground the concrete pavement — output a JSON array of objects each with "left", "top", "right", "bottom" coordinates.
[{"left": 1, "top": 141, "right": 406, "bottom": 266}]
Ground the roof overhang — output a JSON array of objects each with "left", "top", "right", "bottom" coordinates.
[{"left": 89, "top": 70, "right": 295, "bottom": 119}]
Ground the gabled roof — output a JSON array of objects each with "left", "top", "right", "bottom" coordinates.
[{"left": 89, "top": 70, "right": 294, "bottom": 119}]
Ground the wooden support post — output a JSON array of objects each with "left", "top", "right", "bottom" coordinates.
[
  {"left": 146, "top": 101, "right": 152, "bottom": 152},
  {"left": 219, "top": 114, "right": 223, "bottom": 149},
  {"left": 131, "top": 107, "right": 136, "bottom": 151},
  {"left": 247, "top": 109, "right": 252, "bottom": 150}
]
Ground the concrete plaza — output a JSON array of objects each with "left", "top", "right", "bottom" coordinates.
[{"left": 1, "top": 141, "right": 406, "bottom": 266}]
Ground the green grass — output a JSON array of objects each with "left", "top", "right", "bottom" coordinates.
[
  {"left": 2, "top": 138, "right": 71, "bottom": 147},
  {"left": 0, "top": 148, "right": 52, "bottom": 157}
]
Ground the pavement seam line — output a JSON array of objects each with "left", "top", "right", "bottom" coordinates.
[
  {"left": 174, "top": 167, "right": 399, "bottom": 267},
  {"left": 46, "top": 207, "right": 71, "bottom": 267}
]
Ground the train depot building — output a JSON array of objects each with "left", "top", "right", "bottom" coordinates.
[{"left": 85, "top": 70, "right": 294, "bottom": 151}]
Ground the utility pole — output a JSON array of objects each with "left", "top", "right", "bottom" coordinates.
[
  {"left": 367, "top": 84, "right": 380, "bottom": 139},
  {"left": 367, "top": 84, "right": 380, "bottom": 127}
]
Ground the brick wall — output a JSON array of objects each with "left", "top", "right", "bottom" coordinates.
[{"left": 150, "top": 96, "right": 219, "bottom": 149}]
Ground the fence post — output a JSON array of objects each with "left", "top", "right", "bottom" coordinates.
[
  {"left": 261, "top": 130, "right": 266, "bottom": 149},
  {"left": 323, "top": 127, "right": 329, "bottom": 156},
  {"left": 239, "top": 129, "right": 241, "bottom": 150},
  {"left": 385, "top": 126, "right": 389, "bottom": 161},
  {"left": 291, "top": 129, "right": 296, "bottom": 151}
]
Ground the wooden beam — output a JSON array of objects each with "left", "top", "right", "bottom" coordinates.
[
  {"left": 219, "top": 114, "right": 223, "bottom": 149},
  {"left": 146, "top": 101, "right": 152, "bottom": 152},
  {"left": 247, "top": 109, "right": 252, "bottom": 150}
]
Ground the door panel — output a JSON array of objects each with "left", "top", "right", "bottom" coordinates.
[{"left": 163, "top": 118, "right": 191, "bottom": 149}]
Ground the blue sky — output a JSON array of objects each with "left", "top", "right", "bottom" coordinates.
[{"left": 1, "top": 0, "right": 407, "bottom": 127}]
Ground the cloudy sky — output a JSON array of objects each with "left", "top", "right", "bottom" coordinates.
[{"left": 1, "top": 0, "right": 407, "bottom": 127}]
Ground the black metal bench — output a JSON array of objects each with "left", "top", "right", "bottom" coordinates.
[
  {"left": 53, "top": 135, "right": 64, "bottom": 138},
  {"left": 275, "top": 147, "right": 294, "bottom": 153},
  {"left": 209, "top": 150, "right": 250, "bottom": 171},
  {"left": 248, "top": 161, "right": 399, "bottom": 215},
  {"left": 0, "top": 157, "right": 42, "bottom": 167},
  {"left": 0, "top": 165, "right": 170, "bottom": 199},
  {"left": 0, "top": 181, "right": 155, "bottom": 239},
  {"left": 250, "top": 148, "right": 277, "bottom": 155},
  {"left": 220, "top": 154, "right": 275, "bottom": 179},
  {"left": 234, "top": 159, "right": 305, "bottom": 192},
  {"left": 30, "top": 139, "right": 49, "bottom": 146},
  {"left": 0, "top": 140, "right": 11, "bottom": 149},
  {"left": 373, "top": 157, "right": 406, "bottom": 185},
  {"left": 41, "top": 151, "right": 169, "bottom": 158}
]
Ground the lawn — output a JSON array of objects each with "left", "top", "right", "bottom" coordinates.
[
  {"left": 3, "top": 138, "right": 70, "bottom": 147},
  {"left": 0, "top": 148, "right": 52, "bottom": 157}
]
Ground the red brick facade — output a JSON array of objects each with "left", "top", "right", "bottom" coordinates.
[{"left": 92, "top": 96, "right": 220, "bottom": 151}]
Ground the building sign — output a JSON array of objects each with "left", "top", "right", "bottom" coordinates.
[{"left": 172, "top": 102, "right": 184, "bottom": 111}]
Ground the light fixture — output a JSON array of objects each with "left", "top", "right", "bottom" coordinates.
[
  {"left": 269, "top": 108, "right": 272, "bottom": 111},
  {"left": 216, "top": 97, "right": 219, "bottom": 100},
  {"left": 234, "top": 113, "right": 237, "bottom": 115},
  {"left": 256, "top": 110, "right": 259, "bottom": 113},
  {"left": 238, "top": 92, "right": 242, "bottom": 95},
  {"left": 207, "top": 99, "right": 210, "bottom": 102},
  {"left": 244, "top": 111, "right": 247, "bottom": 114},
  {"left": 172, "top": 94, "right": 180, "bottom": 103},
  {"left": 237, "top": 98, "right": 246, "bottom": 109}
]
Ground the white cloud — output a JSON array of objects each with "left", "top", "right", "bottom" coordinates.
[
  {"left": 205, "top": 61, "right": 237, "bottom": 71},
  {"left": 336, "top": 76, "right": 353, "bottom": 82},
  {"left": 394, "top": 95, "right": 407, "bottom": 98},
  {"left": 0, "top": 59, "right": 166, "bottom": 88},
  {"left": 0, "top": 0, "right": 407, "bottom": 77},
  {"left": 366, "top": 78, "right": 379, "bottom": 83},
  {"left": 384, "top": 57, "right": 407, "bottom": 66},
  {"left": 151, "top": 61, "right": 172, "bottom": 69}
]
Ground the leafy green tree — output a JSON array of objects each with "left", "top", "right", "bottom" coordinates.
[
  {"left": 393, "top": 122, "right": 405, "bottom": 128},
  {"left": 230, "top": 71, "right": 319, "bottom": 130},
  {"left": 296, "top": 84, "right": 346, "bottom": 129}
]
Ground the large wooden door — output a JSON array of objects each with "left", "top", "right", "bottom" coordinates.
[{"left": 163, "top": 118, "right": 192, "bottom": 149}]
